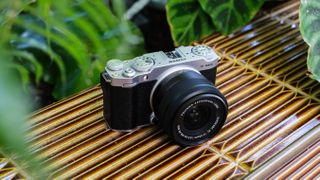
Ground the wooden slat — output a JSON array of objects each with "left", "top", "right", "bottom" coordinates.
[{"left": 2, "top": 0, "right": 319, "bottom": 179}]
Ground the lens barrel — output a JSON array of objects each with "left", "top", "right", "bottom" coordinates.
[{"left": 151, "top": 70, "right": 228, "bottom": 146}]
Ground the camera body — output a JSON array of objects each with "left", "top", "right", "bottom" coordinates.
[{"left": 101, "top": 45, "right": 228, "bottom": 146}]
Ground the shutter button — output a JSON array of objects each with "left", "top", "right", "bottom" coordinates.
[{"left": 123, "top": 67, "right": 136, "bottom": 77}]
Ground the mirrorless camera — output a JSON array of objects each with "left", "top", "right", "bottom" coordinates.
[{"left": 100, "top": 45, "right": 228, "bottom": 146}]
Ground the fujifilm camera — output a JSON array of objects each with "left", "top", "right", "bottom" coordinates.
[{"left": 101, "top": 45, "right": 228, "bottom": 146}]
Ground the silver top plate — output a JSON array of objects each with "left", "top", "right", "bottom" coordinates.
[{"left": 102, "top": 45, "right": 220, "bottom": 87}]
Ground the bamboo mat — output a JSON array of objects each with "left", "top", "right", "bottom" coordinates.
[{"left": 1, "top": 0, "right": 319, "bottom": 179}]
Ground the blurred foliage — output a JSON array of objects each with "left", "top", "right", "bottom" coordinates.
[
  {"left": 166, "top": 0, "right": 265, "bottom": 45},
  {"left": 0, "top": 0, "right": 144, "bottom": 177},
  {"left": 2, "top": 0, "right": 145, "bottom": 100},
  {"left": 0, "top": 48, "right": 46, "bottom": 178},
  {"left": 300, "top": 0, "right": 320, "bottom": 82},
  {"left": 0, "top": 1, "right": 45, "bottom": 178}
]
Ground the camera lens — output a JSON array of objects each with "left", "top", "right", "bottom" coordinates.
[{"left": 151, "top": 70, "right": 228, "bottom": 146}]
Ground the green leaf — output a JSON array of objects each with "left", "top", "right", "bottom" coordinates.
[
  {"left": 300, "top": 0, "right": 320, "bottom": 82},
  {"left": 56, "top": 1, "right": 105, "bottom": 55},
  {"left": 166, "top": 0, "right": 215, "bottom": 46},
  {"left": 12, "top": 50, "right": 44, "bottom": 85},
  {"left": 8, "top": 63, "right": 30, "bottom": 91},
  {"left": 16, "top": 35, "right": 67, "bottom": 83},
  {"left": 198, "top": 0, "right": 265, "bottom": 35},
  {"left": 19, "top": 11, "right": 91, "bottom": 73}
]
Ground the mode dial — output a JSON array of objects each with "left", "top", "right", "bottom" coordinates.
[{"left": 191, "top": 45, "right": 213, "bottom": 56}]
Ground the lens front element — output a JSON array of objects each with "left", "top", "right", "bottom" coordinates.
[
  {"left": 183, "top": 104, "right": 210, "bottom": 131},
  {"left": 174, "top": 94, "right": 226, "bottom": 145}
]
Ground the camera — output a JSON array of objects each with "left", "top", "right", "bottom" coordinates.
[{"left": 100, "top": 45, "right": 228, "bottom": 146}]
